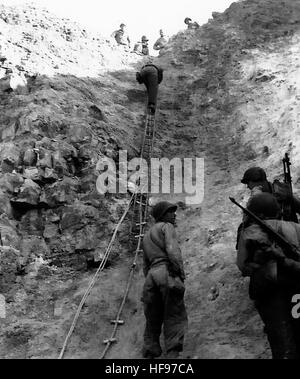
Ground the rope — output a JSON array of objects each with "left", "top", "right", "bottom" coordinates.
[
  {"left": 59, "top": 97, "right": 158, "bottom": 359},
  {"left": 99, "top": 191, "right": 145, "bottom": 359},
  {"left": 58, "top": 192, "right": 135, "bottom": 359},
  {"left": 99, "top": 108, "right": 157, "bottom": 359}
]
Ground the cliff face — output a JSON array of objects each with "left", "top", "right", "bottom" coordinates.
[
  {"left": 0, "top": 3, "right": 147, "bottom": 358},
  {"left": 1, "top": 0, "right": 300, "bottom": 359}
]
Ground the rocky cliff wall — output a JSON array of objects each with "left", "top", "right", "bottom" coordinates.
[{"left": 1, "top": 0, "right": 300, "bottom": 359}]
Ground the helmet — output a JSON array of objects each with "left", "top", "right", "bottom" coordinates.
[
  {"left": 120, "top": 23, "right": 126, "bottom": 28},
  {"left": 184, "top": 17, "right": 192, "bottom": 24},
  {"left": 152, "top": 201, "right": 177, "bottom": 221},
  {"left": 241, "top": 167, "right": 267, "bottom": 184},
  {"left": 248, "top": 193, "right": 281, "bottom": 219},
  {"left": 141, "top": 35, "right": 148, "bottom": 42}
]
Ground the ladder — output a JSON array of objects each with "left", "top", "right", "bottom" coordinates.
[{"left": 130, "top": 111, "right": 156, "bottom": 237}]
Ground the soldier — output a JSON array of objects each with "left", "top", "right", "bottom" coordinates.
[
  {"left": 240, "top": 166, "right": 300, "bottom": 222},
  {"left": 184, "top": 17, "right": 200, "bottom": 30},
  {"left": 141, "top": 201, "right": 188, "bottom": 359},
  {"left": 111, "top": 23, "right": 131, "bottom": 48},
  {"left": 236, "top": 192, "right": 300, "bottom": 359},
  {"left": 136, "top": 62, "right": 163, "bottom": 114},
  {"left": 153, "top": 29, "right": 168, "bottom": 51},
  {"left": 133, "top": 36, "right": 149, "bottom": 56}
]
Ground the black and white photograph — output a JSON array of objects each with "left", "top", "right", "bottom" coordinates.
[{"left": 1, "top": 0, "right": 300, "bottom": 365}]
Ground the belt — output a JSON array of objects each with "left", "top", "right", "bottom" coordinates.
[{"left": 150, "top": 258, "right": 168, "bottom": 269}]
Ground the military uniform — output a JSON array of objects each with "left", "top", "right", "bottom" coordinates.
[
  {"left": 136, "top": 64, "right": 163, "bottom": 114},
  {"left": 111, "top": 26, "right": 130, "bottom": 47},
  {"left": 153, "top": 36, "right": 168, "bottom": 51},
  {"left": 237, "top": 192, "right": 300, "bottom": 359},
  {"left": 133, "top": 36, "right": 149, "bottom": 56},
  {"left": 141, "top": 202, "right": 188, "bottom": 358}
]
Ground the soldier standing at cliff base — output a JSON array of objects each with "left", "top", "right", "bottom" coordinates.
[
  {"left": 136, "top": 63, "right": 163, "bottom": 114},
  {"left": 236, "top": 193, "right": 300, "bottom": 359},
  {"left": 141, "top": 201, "right": 188, "bottom": 359},
  {"left": 240, "top": 166, "right": 300, "bottom": 222}
]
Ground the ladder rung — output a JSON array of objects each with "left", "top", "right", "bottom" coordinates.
[
  {"left": 135, "top": 234, "right": 145, "bottom": 238},
  {"left": 136, "top": 222, "right": 147, "bottom": 226},
  {"left": 110, "top": 320, "right": 124, "bottom": 325},
  {"left": 103, "top": 338, "right": 117, "bottom": 344},
  {"left": 136, "top": 201, "right": 147, "bottom": 206}
]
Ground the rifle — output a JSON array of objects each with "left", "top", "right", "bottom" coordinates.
[
  {"left": 230, "top": 197, "right": 300, "bottom": 262},
  {"left": 283, "top": 152, "right": 298, "bottom": 223}
]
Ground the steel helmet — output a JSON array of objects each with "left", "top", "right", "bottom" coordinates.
[
  {"left": 241, "top": 167, "right": 267, "bottom": 184},
  {"left": 247, "top": 193, "right": 281, "bottom": 219},
  {"left": 152, "top": 201, "right": 177, "bottom": 221}
]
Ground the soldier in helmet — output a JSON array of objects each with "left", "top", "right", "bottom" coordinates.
[
  {"left": 133, "top": 36, "right": 149, "bottom": 56},
  {"left": 141, "top": 201, "right": 188, "bottom": 359},
  {"left": 236, "top": 165, "right": 300, "bottom": 264},
  {"left": 241, "top": 167, "right": 300, "bottom": 222},
  {"left": 184, "top": 17, "right": 199, "bottom": 30},
  {"left": 136, "top": 62, "right": 163, "bottom": 114},
  {"left": 237, "top": 192, "right": 300, "bottom": 359}
]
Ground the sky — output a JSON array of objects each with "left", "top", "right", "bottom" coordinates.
[{"left": 0, "top": 0, "right": 235, "bottom": 46}]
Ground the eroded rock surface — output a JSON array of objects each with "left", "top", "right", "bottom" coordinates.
[{"left": 1, "top": 0, "right": 300, "bottom": 359}]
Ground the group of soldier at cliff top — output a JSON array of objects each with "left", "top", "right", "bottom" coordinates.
[
  {"left": 136, "top": 53, "right": 300, "bottom": 359},
  {"left": 111, "top": 17, "right": 199, "bottom": 56}
]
